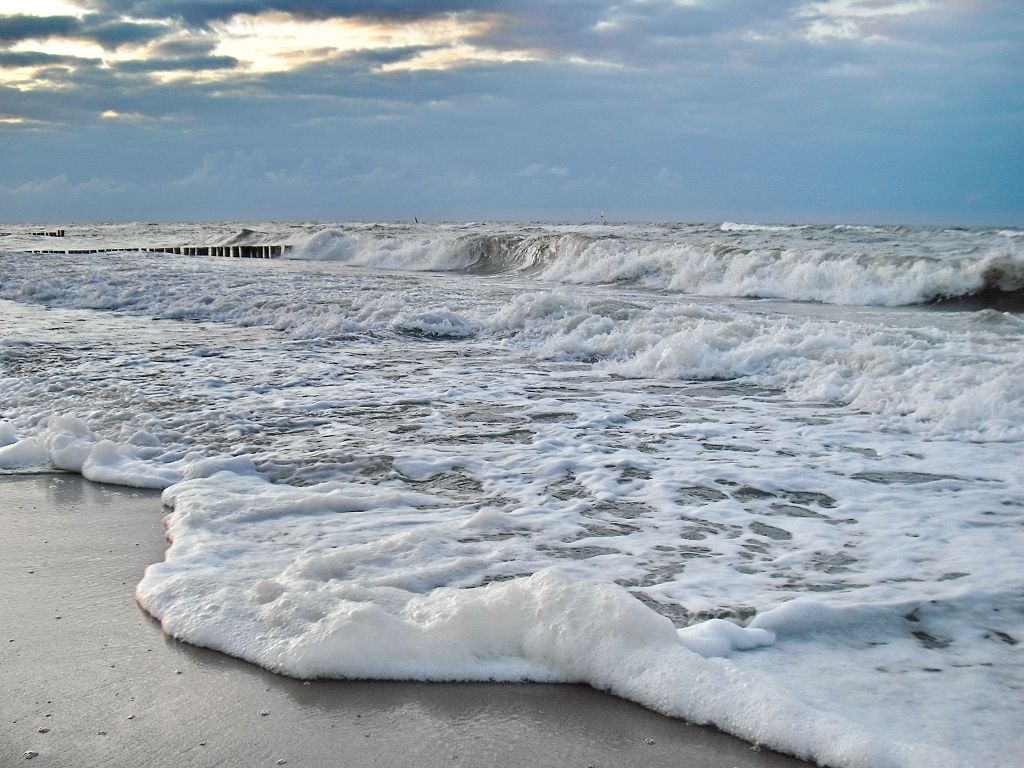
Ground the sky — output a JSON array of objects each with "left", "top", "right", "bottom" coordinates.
[{"left": 0, "top": 0, "right": 1021, "bottom": 224}]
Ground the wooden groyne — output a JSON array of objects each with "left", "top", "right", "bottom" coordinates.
[
  {"left": 1, "top": 230, "right": 65, "bottom": 237},
  {"left": 27, "top": 244, "right": 292, "bottom": 257},
  {"left": 148, "top": 245, "right": 291, "bottom": 258}
]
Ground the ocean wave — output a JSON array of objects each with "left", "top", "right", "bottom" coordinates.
[
  {"left": 832, "top": 225, "right": 887, "bottom": 232},
  {"left": 1, "top": 240, "right": 1021, "bottom": 766},
  {"left": 6, "top": 221, "right": 1022, "bottom": 309},
  {"left": 5, "top": 247, "right": 1022, "bottom": 442},
  {"left": 279, "top": 225, "right": 1024, "bottom": 310},
  {"left": 927, "top": 256, "right": 1024, "bottom": 312},
  {"left": 721, "top": 222, "right": 809, "bottom": 232}
]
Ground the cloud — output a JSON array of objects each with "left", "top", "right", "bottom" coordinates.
[
  {"left": 100, "top": 108, "right": 150, "bottom": 120},
  {"left": 205, "top": 11, "right": 544, "bottom": 74},
  {"left": 0, "top": 13, "right": 167, "bottom": 50},
  {"left": 0, "top": 112, "right": 50, "bottom": 124},
  {"left": 84, "top": 1, "right": 511, "bottom": 27},
  {"left": 84, "top": 18, "right": 169, "bottom": 49},
  {"left": 514, "top": 164, "right": 569, "bottom": 178},
  {"left": 7, "top": 173, "right": 69, "bottom": 194},
  {"left": 0, "top": 0, "right": 1019, "bottom": 223},
  {"left": 150, "top": 35, "right": 218, "bottom": 56},
  {"left": 797, "top": 0, "right": 934, "bottom": 42},
  {"left": 655, "top": 167, "right": 677, "bottom": 182},
  {"left": 0, "top": 50, "right": 99, "bottom": 67},
  {"left": 451, "top": 172, "right": 477, "bottom": 187},
  {"left": 514, "top": 163, "right": 543, "bottom": 177},
  {"left": 376, "top": 43, "right": 540, "bottom": 71},
  {"left": 0, "top": 14, "right": 80, "bottom": 44},
  {"left": 112, "top": 54, "right": 237, "bottom": 72},
  {"left": 169, "top": 149, "right": 270, "bottom": 188},
  {"left": 0, "top": 7, "right": 555, "bottom": 83},
  {"left": 5, "top": 173, "right": 130, "bottom": 195}
]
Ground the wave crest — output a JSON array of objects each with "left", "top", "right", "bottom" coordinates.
[{"left": 282, "top": 224, "right": 1024, "bottom": 310}]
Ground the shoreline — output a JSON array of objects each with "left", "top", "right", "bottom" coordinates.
[{"left": 0, "top": 473, "right": 811, "bottom": 768}]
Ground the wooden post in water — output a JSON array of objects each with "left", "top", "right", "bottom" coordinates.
[{"left": 30, "top": 242, "right": 287, "bottom": 258}]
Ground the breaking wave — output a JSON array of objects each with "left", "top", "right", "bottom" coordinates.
[{"left": 286, "top": 223, "right": 1024, "bottom": 310}]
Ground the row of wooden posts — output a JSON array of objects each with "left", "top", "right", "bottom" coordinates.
[
  {"left": 27, "top": 244, "right": 292, "bottom": 258},
  {"left": 1, "top": 230, "right": 65, "bottom": 237},
  {"left": 149, "top": 245, "right": 290, "bottom": 258}
]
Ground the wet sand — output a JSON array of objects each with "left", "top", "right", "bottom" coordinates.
[{"left": 0, "top": 474, "right": 811, "bottom": 768}]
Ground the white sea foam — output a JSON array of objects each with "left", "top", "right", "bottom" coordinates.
[
  {"left": 0, "top": 415, "right": 182, "bottom": 487},
  {"left": 2, "top": 246, "right": 1023, "bottom": 441},
  {"left": 721, "top": 222, "right": 809, "bottom": 231},
  {"left": 2, "top": 222, "right": 1023, "bottom": 767},
  {"left": 137, "top": 471, "right": 966, "bottom": 768},
  {"left": 5, "top": 220, "right": 1024, "bottom": 308},
  {"left": 0, "top": 421, "right": 18, "bottom": 446},
  {"left": 833, "top": 225, "right": 886, "bottom": 232},
  {"left": 280, "top": 222, "right": 1023, "bottom": 309}
]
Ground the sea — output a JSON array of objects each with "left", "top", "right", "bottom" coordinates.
[{"left": 1, "top": 221, "right": 1022, "bottom": 767}]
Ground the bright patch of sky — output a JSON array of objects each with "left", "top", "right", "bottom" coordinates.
[
  {"left": 0, "top": 0, "right": 88, "bottom": 17},
  {"left": 798, "top": 0, "right": 934, "bottom": 41},
  {"left": 211, "top": 13, "right": 537, "bottom": 74}
]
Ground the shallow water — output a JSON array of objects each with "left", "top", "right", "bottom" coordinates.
[{"left": 1, "top": 221, "right": 1022, "bottom": 767}]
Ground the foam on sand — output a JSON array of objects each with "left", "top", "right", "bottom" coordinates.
[
  {"left": 0, "top": 416, "right": 181, "bottom": 488},
  {"left": 136, "top": 471, "right": 966, "bottom": 768}
]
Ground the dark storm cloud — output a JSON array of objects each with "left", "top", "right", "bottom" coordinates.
[
  {"left": 112, "top": 54, "right": 238, "bottom": 71},
  {"left": 0, "top": 14, "right": 80, "bottom": 44},
  {"left": 0, "top": 50, "right": 100, "bottom": 68},
  {"left": 87, "top": 0, "right": 513, "bottom": 26},
  {"left": 98, "top": 0, "right": 761, "bottom": 63},
  {"left": 151, "top": 36, "right": 219, "bottom": 56},
  {"left": 85, "top": 17, "right": 169, "bottom": 48},
  {"left": 0, "top": 13, "right": 167, "bottom": 50},
  {"left": 0, "top": 1, "right": 807, "bottom": 67}
]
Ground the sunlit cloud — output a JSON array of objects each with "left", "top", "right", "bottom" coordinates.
[
  {"left": 797, "top": 0, "right": 933, "bottom": 42},
  {"left": 377, "top": 43, "right": 540, "bottom": 72},
  {"left": 100, "top": 109, "right": 148, "bottom": 121},
  {"left": 210, "top": 12, "right": 535, "bottom": 74},
  {"left": 8, "top": 37, "right": 106, "bottom": 58},
  {"left": 0, "top": 8, "right": 549, "bottom": 85},
  {"left": 0, "top": 112, "right": 48, "bottom": 124}
]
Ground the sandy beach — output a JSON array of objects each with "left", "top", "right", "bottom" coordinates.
[{"left": 0, "top": 473, "right": 810, "bottom": 768}]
